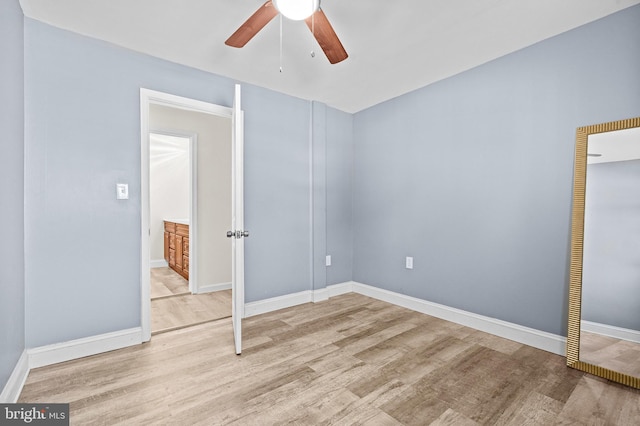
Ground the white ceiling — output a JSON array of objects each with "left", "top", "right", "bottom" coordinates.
[{"left": 19, "top": 0, "right": 640, "bottom": 113}]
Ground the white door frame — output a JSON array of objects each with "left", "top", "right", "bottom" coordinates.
[{"left": 140, "top": 88, "right": 233, "bottom": 342}]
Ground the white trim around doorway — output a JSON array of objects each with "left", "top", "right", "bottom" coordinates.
[{"left": 140, "top": 88, "right": 233, "bottom": 342}]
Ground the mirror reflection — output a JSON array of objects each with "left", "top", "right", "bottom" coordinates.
[
  {"left": 567, "top": 117, "right": 640, "bottom": 389},
  {"left": 580, "top": 126, "right": 640, "bottom": 379}
]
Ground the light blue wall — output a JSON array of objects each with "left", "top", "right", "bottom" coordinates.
[
  {"left": 242, "top": 85, "right": 313, "bottom": 302},
  {"left": 312, "top": 103, "right": 327, "bottom": 292},
  {"left": 352, "top": 5, "right": 640, "bottom": 336},
  {"left": 310, "top": 102, "right": 354, "bottom": 289},
  {"left": 0, "top": 0, "right": 25, "bottom": 391},
  {"left": 23, "top": 19, "right": 341, "bottom": 346},
  {"left": 326, "top": 107, "right": 354, "bottom": 285},
  {"left": 582, "top": 159, "right": 640, "bottom": 330}
]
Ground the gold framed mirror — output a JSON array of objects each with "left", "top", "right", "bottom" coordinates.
[{"left": 567, "top": 116, "right": 640, "bottom": 389}]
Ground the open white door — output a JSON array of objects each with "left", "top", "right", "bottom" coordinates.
[{"left": 230, "top": 84, "right": 246, "bottom": 355}]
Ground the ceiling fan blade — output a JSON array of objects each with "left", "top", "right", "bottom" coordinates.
[
  {"left": 305, "top": 9, "right": 348, "bottom": 64},
  {"left": 225, "top": 1, "right": 279, "bottom": 48}
]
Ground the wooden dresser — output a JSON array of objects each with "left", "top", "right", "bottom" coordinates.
[{"left": 164, "top": 220, "right": 189, "bottom": 280}]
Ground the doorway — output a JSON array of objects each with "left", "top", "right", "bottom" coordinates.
[
  {"left": 140, "top": 89, "right": 240, "bottom": 342},
  {"left": 148, "top": 130, "right": 231, "bottom": 334}
]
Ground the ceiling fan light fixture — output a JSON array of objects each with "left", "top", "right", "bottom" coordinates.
[{"left": 273, "top": 0, "right": 320, "bottom": 21}]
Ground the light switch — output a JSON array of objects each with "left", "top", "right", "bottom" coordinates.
[
  {"left": 116, "top": 183, "right": 129, "bottom": 200},
  {"left": 326, "top": 255, "right": 332, "bottom": 267},
  {"left": 406, "top": 256, "right": 413, "bottom": 269}
]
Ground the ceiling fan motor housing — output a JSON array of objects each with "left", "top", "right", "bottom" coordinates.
[{"left": 273, "top": 0, "right": 320, "bottom": 21}]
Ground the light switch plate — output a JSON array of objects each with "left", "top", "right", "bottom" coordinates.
[
  {"left": 406, "top": 256, "right": 413, "bottom": 269},
  {"left": 326, "top": 255, "right": 332, "bottom": 267},
  {"left": 116, "top": 183, "right": 129, "bottom": 200}
]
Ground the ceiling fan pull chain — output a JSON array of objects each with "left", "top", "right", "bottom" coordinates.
[
  {"left": 311, "top": 4, "right": 316, "bottom": 56},
  {"left": 279, "top": 14, "right": 283, "bottom": 72}
]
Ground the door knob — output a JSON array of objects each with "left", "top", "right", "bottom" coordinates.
[{"left": 227, "top": 230, "right": 249, "bottom": 238}]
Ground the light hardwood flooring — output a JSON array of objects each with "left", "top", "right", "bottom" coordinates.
[
  {"left": 150, "top": 267, "right": 190, "bottom": 299},
  {"left": 150, "top": 267, "right": 231, "bottom": 335},
  {"left": 19, "top": 293, "right": 640, "bottom": 425},
  {"left": 580, "top": 330, "right": 640, "bottom": 378}
]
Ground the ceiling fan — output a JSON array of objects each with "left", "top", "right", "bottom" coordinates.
[{"left": 225, "top": 0, "right": 348, "bottom": 64}]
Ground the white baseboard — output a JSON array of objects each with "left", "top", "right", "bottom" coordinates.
[
  {"left": 245, "top": 290, "right": 313, "bottom": 318},
  {"left": 28, "top": 327, "right": 143, "bottom": 369},
  {"left": 150, "top": 259, "right": 168, "bottom": 268},
  {"left": 0, "top": 351, "right": 29, "bottom": 403},
  {"left": 581, "top": 320, "right": 640, "bottom": 344},
  {"left": 312, "top": 288, "right": 329, "bottom": 302},
  {"left": 243, "top": 282, "right": 356, "bottom": 318},
  {"left": 350, "top": 282, "right": 566, "bottom": 356},
  {"left": 327, "top": 281, "right": 354, "bottom": 298},
  {"left": 195, "top": 282, "right": 232, "bottom": 294},
  {"left": 313, "top": 282, "right": 355, "bottom": 302}
]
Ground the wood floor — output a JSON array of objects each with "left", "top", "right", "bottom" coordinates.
[
  {"left": 150, "top": 267, "right": 190, "bottom": 299},
  {"left": 19, "top": 293, "right": 640, "bottom": 425},
  {"left": 150, "top": 267, "right": 231, "bottom": 334},
  {"left": 580, "top": 330, "right": 640, "bottom": 378}
]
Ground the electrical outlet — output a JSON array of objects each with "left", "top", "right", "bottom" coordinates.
[
  {"left": 326, "top": 255, "right": 332, "bottom": 267},
  {"left": 405, "top": 256, "right": 413, "bottom": 269}
]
